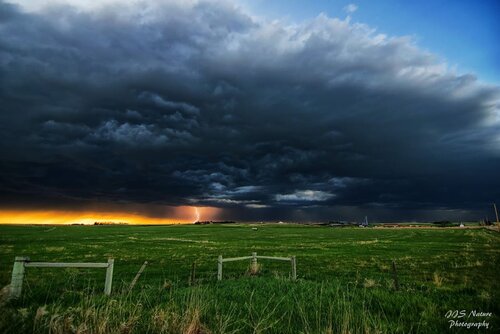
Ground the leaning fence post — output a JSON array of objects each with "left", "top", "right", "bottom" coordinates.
[
  {"left": 128, "top": 261, "right": 148, "bottom": 292},
  {"left": 104, "top": 258, "right": 114, "bottom": 295},
  {"left": 251, "top": 252, "right": 258, "bottom": 273},
  {"left": 291, "top": 256, "right": 297, "bottom": 281},
  {"left": 217, "top": 255, "right": 223, "bottom": 281},
  {"left": 10, "top": 256, "right": 29, "bottom": 299}
]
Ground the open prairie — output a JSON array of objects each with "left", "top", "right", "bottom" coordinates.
[{"left": 0, "top": 224, "right": 498, "bottom": 333}]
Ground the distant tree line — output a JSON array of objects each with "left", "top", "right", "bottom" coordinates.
[{"left": 194, "top": 221, "right": 237, "bottom": 225}]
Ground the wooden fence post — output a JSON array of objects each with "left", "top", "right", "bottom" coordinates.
[
  {"left": 104, "top": 258, "right": 114, "bottom": 295},
  {"left": 291, "top": 256, "right": 297, "bottom": 281},
  {"left": 10, "top": 256, "right": 29, "bottom": 299},
  {"left": 189, "top": 261, "right": 196, "bottom": 286},
  {"left": 392, "top": 260, "right": 400, "bottom": 291},
  {"left": 217, "top": 255, "right": 223, "bottom": 281},
  {"left": 251, "top": 252, "right": 258, "bottom": 273}
]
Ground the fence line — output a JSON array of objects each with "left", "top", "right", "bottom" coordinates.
[
  {"left": 24, "top": 262, "right": 109, "bottom": 268},
  {"left": 221, "top": 256, "right": 253, "bottom": 263},
  {"left": 217, "top": 252, "right": 297, "bottom": 281},
  {"left": 10, "top": 256, "right": 114, "bottom": 299}
]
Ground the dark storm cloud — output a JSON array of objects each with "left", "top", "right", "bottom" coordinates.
[{"left": 1, "top": 0, "right": 499, "bottom": 221}]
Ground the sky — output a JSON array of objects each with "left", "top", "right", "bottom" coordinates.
[
  {"left": 240, "top": 0, "right": 500, "bottom": 84},
  {"left": 0, "top": 0, "right": 499, "bottom": 224}
]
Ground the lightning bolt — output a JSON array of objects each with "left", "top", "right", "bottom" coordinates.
[{"left": 193, "top": 207, "right": 200, "bottom": 223}]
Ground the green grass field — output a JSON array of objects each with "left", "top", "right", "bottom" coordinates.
[{"left": 0, "top": 224, "right": 498, "bottom": 333}]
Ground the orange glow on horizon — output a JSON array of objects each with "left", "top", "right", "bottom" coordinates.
[{"left": 0, "top": 206, "right": 219, "bottom": 225}]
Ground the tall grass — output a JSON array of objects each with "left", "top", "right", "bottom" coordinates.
[{"left": 3, "top": 276, "right": 493, "bottom": 333}]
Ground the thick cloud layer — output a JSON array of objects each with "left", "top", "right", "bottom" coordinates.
[{"left": 1, "top": 0, "right": 499, "bottom": 221}]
